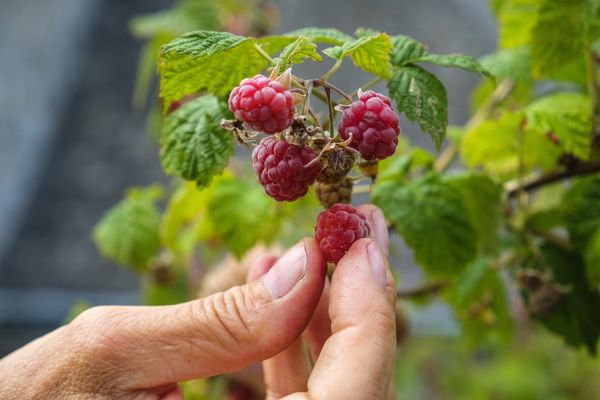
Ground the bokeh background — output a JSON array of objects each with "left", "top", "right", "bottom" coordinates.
[{"left": 2, "top": 1, "right": 599, "bottom": 398}]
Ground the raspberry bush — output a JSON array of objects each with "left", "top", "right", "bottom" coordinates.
[{"left": 93, "top": 5, "right": 600, "bottom": 396}]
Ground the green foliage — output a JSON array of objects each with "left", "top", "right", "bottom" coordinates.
[
  {"left": 389, "top": 35, "right": 427, "bottom": 66},
  {"left": 525, "top": 93, "right": 592, "bottom": 160},
  {"left": 535, "top": 243, "right": 600, "bottom": 355},
  {"left": 446, "top": 173, "right": 503, "bottom": 253},
  {"left": 258, "top": 27, "right": 352, "bottom": 55},
  {"left": 158, "top": 31, "right": 269, "bottom": 110},
  {"left": 373, "top": 173, "right": 477, "bottom": 276},
  {"left": 564, "top": 177, "right": 600, "bottom": 284},
  {"left": 323, "top": 32, "right": 393, "bottom": 79},
  {"left": 130, "top": 0, "right": 219, "bottom": 39},
  {"left": 160, "top": 95, "right": 233, "bottom": 188},
  {"left": 461, "top": 112, "right": 561, "bottom": 178},
  {"left": 411, "top": 53, "right": 492, "bottom": 78},
  {"left": 530, "top": 0, "right": 599, "bottom": 76},
  {"left": 93, "top": 186, "right": 163, "bottom": 271},
  {"left": 446, "top": 257, "right": 512, "bottom": 343},
  {"left": 276, "top": 36, "right": 322, "bottom": 72},
  {"left": 377, "top": 147, "right": 435, "bottom": 182},
  {"left": 497, "top": 0, "right": 540, "bottom": 49},
  {"left": 388, "top": 65, "right": 448, "bottom": 150},
  {"left": 206, "top": 175, "right": 282, "bottom": 257}
]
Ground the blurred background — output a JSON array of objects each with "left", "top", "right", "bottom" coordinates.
[{"left": 2, "top": 0, "right": 599, "bottom": 398}]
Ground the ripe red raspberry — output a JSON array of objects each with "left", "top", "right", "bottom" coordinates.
[
  {"left": 315, "top": 203, "right": 371, "bottom": 263},
  {"left": 252, "top": 136, "right": 320, "bottom": 202},
  {"left": 228, "top": 75, "right": 295, "bottom": 134},
  {"left": 338, "top": 90, "right": 400, "bottom": 160}
]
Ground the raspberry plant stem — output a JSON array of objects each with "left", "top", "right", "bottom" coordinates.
[
  {"left": 320, "top": 58, "right": 343, "bottom": 81},
  {"left": 312, "top": 79, "right": 353, "bottom": 102}
]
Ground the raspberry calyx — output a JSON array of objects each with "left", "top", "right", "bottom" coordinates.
[
  {"left": 315, "top": 203, "right": 371, "bottom": 263},
  {"left": 338, "top": 90, "right": 400, "bottom": 160},
  {"left": 228, "top": 74, "right": 295, "bottom": 134},
  {"left": 252, "top": 136, "right": 321, "bottom": 202}
]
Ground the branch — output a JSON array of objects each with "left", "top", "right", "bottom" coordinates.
[
  {"left": 505, "top": 160, "right": 600, "bottom": 197},
  {"left": 313, "top": 79, "right": 353, "bottom": 102}
]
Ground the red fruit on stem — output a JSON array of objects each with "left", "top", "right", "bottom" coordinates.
[
  {"left": 338, "top": 90, "right": 400, "bottom": 160},
  {"left": 315, "top": 203, "right": 371, "bottom": 263},
  {"left": 252, "top": 136, "right": 321, "bottom": 202},
  {"left": 228, "top": 74, "right": 295, "bottom": 134}
]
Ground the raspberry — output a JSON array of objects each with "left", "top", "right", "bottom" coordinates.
[
  {"left": 315, "top": 178, "right": 353, "bottom": 209},
  {"left": 317, "top": 147, "right": 356, "bottom": 183},
  {"left": 252, "top": 136, "right": 321, "bottom": 202},
  {"left": 338, "top": 90, "right": 400, "bottom": 160},
  {"left": 228, "top": 74, "right": 295, "bottom": 134},
  {"left": 315, "top": 203, "right": 370, "bottom": 263}
]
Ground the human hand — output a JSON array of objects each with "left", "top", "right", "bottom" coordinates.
[
  {"left": 254, "top": 204, "right": 396, "bottom": 399},
  {"left": 0, "top": 205, "right": 395, "bottom": 399}
]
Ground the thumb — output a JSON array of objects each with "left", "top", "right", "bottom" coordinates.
[{"left": 70, "top": 239, "right": 326, "bottom": 390}]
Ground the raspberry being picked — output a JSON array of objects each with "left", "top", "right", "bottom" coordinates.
[
  {"left": 338, "top": 90, "right": 400, "bottom": 160},
  {"left": 315, "top": 203, "right": 371, "bottom": 263},
  {"left": 252, "top": 136, "right": 321, "bottom": 202},
  {"left": 228, "top": 74, "right": 295, "bottom": 134}
]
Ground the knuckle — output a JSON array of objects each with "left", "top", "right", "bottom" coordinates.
[
  {"left": 193, "top": 284, "right": 271, "bottom": 348},
  {"left": 68, "top": 306, "right": 127, "bottom": 354}
]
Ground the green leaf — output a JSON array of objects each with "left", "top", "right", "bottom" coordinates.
[
  {"left": 498, "top": 0, "right": 540, "bottom": 49},
  {"left": 388, "top": 65, "right": 448, "bottom": 150},
  {"left": 537, "top": 243, "right": 600, "bottom": 355},
  {"left": 389, "top": 35, "right": 427, "bottom": 66},
  {"left": 525, "top": 93, "right": 592, "bottom": 160},
  {"left": 584, "top": 229, "right": 600, "bottom": 284},
  {"left": 460, "top": 112, "right": 562, "bottom": 179},
  {"left": 372, "top": 174, "right": 477, "bottom": 277},
  {"left": 446, "top": 257, "right": 512, "bottom": 342},
  {"left": 446, "top": 173, "right": 503, "bottom": 253},
  {"left": 133, "top": 36, "right": 169, "bottom": 109},
  {"left": 377, "top": 147, "right": 434, "bottom": 182},
  {"left": 129, "top": 0, "right": 219, "bottom": 39},
  {"left": 276, "top": 36, "right": 322, "bottom": 72},
  {"left": 258, "top": 27, "right": 352, "bottom": 55},
  {"left": 206, "top": 176, "right": 282, "bottom": 257},
  {"left": 93, "top": 186, "right": 163, "bottom": 271},
  {"left": 160, "top": 181, "right": 211, "bottom": 256},
  {"left": 564, "top": 177, "right": 600, "bottom": 249},
  {"left": 411, "top": 53, "right": 492, "bottom": 78},
  {"left": 530, "top": 0, "right": 599, "bottom": 76},
  {"left": 160, "top": 95, "right": 234, "bottom": 188},
  {"left": 323, "top": 32, "right": 393, "bottom": 79},
  {"left": 479, "top": 47, "right": 533, "bottom": 83},
  {"left": 158, "top": 31, "right": 269, "bottom": 110}
]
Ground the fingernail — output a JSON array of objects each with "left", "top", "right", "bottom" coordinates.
[
  {"left": 370, "top": 208, "right": 388, "bottom": 252},
  {"left": 367, "top": 242, "right": 387, "bottom": 289},
  {"left": 263, "top": 242, "right": 307, "bottom": 299}
]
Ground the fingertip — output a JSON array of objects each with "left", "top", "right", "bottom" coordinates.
[
  {"left": 247, "top": 254, "right": 279, "bottom": 283},
  {"left": 356, "top": 204, "right": 389, "bottom": 252},
  {"left": 303, "top": 237, "right": 328, "bottom": 281}
]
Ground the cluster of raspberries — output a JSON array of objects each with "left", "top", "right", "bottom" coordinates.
[{"left": 228, "top": 74, "right": 399, "bottom": 262}]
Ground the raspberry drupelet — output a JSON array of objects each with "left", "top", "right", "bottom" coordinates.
[
  {"left": 338, "top": 90, "right": 400, "bottom": 160},
  {"left": 228, "top": 75, "right": 295, "bottom": 134},
  {"left": 252, "top": 136, "right": 321, "bottom": 202},
  {"left": 315, "top": 203, "right": 371, "bottom": 263}
]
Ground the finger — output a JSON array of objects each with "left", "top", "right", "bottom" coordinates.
[
  {"left": 248, "top": 251, "right": 313, "bottom": 398},
  {"left": 70, "top": 239, "right": 327, "bottom": 390},
  {"left": 356, "top": 204, "right": 389, "bottom": 252},
  {"left": 263, "top": 337, "right": 311, "bottom": 399},
  {"left": 305, "top": 238, "right": 396, "bottom": 400},
  {"left": 159, "top": 385, "right": 184, "bottom": 400},
  {"left": 247, "top": 253, "right": 280, "bottom": 283},
  {"left": 303, "top": 277, "right": 331, "bottom": 361}
]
